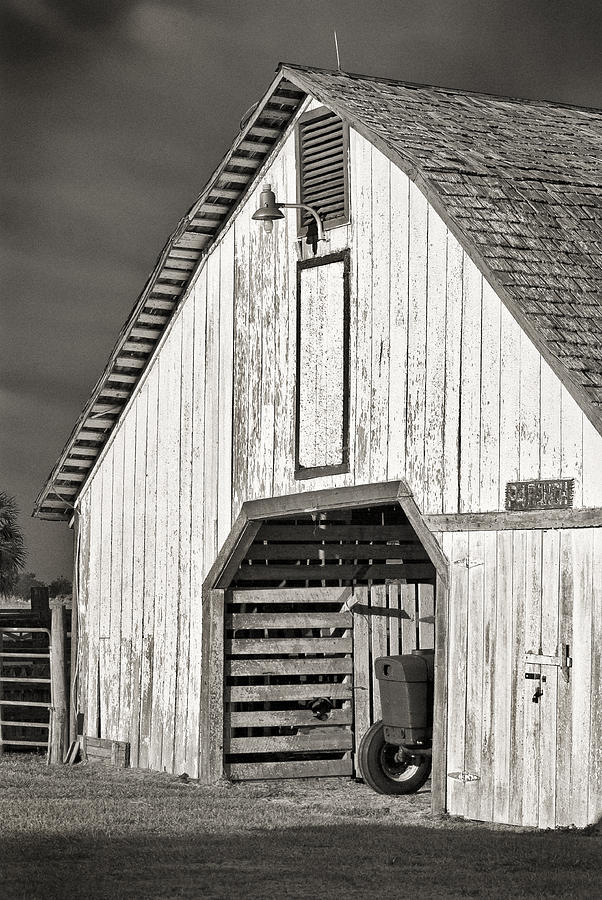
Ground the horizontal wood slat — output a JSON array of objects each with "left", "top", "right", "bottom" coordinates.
[
  {"left": 231, "top": 588, "right": 353, "bottom": 605},
  {"left": 228, "top": 612, "right": 352, "bottom": 629},
  {"left": 228, "top": 758, "right": 353, "bottom": 780},
  {"left": 229, "top": 708, "right": 352, "bottom": 728},
  {"left": 226, "top": 683, "right": 352, "bottom": 703},
  {"left": 228, "top": 657, "right": 353, "bottom": 676},
  {"left": 256, "top": 525, "right": 417, "bottom": 541},
  {"left": 228, "top": 637, "right": 352, "bottom": 655},
  {"left": 227, "top": 728, "right": 353, "bottom": 754},
  {"left": 246, "top": 542, "right": 424, "bottom": 560},
  {"left": 235, "top": 564, "right": 434, "bottom": 581}
]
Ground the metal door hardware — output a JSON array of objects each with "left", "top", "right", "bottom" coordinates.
[
  {"left": 525, "top": 673, "right": 547, "bottom": 682},
  {"left": 532, "top": 687, "right": 544, "bottom": 703},
  {"left": 524, "top": 644, "right": 572, "bottom": 682}
]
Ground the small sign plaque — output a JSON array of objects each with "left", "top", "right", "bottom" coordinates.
[{"left": 505, "top": 478, "right": 574, "bottom": 511}]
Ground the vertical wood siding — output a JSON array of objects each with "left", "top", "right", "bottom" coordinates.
[
  {"left": 446, "top": 527, "right": 602, "bottom": 827},
  {"left": 74, "top": 118, "right": 602, "bottom": 794}
]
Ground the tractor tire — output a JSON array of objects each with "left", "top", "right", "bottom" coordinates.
[{"left": 358, "top": 719, "right": 432, "bottom": 795}]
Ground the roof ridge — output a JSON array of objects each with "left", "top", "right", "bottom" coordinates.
[{"left": 278, "top": 62, "right": 602, "bottom": 116}]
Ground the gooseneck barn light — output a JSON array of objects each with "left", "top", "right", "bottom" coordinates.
[{"left": 252, "top": 183, "right": 327, "bottom": 241}]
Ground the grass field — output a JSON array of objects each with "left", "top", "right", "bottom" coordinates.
[{"left": 0, "top": 754, "right": 600, "bottom": 899}]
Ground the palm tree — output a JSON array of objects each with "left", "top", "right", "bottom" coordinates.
[{"left": 0, "top": 492, "right": 26, "bottom": 596}]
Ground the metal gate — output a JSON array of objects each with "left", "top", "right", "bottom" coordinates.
[{"left": 224, "top": 587, "right": 354, "bottom": 780}]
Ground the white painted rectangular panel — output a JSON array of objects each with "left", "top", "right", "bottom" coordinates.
[{"left": 298, "top": 259, "right": 345, "bottom": 470}]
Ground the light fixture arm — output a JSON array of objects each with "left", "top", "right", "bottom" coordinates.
[{"left": 277, "top": 202, "right": 327, "bottom": 242}]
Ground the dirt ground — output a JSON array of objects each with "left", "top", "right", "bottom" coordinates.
[{"left": 1, "top": 754, "right": 600, "bottom": 899}]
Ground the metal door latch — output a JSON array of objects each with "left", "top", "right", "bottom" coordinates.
[
  {"left": 524, "top": 644, "right": 572, "bottom": 682},
  {"left": 532, "top": 687, "right": 544, "bottom": 703}
]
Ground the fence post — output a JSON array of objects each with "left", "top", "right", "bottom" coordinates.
[{"left": 49, "top": 599, "right": 67, "bottom": 764}]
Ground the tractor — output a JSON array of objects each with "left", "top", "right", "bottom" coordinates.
[{"left": 358, "top": 649, "right": 434, "bottom": 794}]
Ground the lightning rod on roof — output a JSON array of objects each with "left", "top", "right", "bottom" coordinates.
[{"left": 333, "top": 30, "right": 342, "bottom": 71}]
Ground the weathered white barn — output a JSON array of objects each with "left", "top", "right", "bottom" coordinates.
[{"left": 35, "top": 65, "right": 602, "bottom": 829}]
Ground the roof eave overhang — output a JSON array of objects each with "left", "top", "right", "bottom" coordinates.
[{"left": 33, "top": 66, "right": 308, "bottom": 520}]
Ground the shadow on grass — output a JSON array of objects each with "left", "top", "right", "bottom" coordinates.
[{"left": 2, "top": 819, "right": 601, "bottom": 900}]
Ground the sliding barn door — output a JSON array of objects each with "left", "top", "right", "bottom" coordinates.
[{"left": 224, "top": 587, "right": 354, "bottom": 780}]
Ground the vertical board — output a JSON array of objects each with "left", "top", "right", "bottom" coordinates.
[
  {"left": 217, "top": 227, "right": 235, "bottom": 546},
  {"left": 463, "top": 532, "right": 484, "bottom": 821},
  {"left": 569, "top": 529, "right": 593, "bottom": 827},
  {"left": 423, "top": 206, "right": 447, "bottom": 512},
  {"left": 187, "top": 269, "right": 208, "bottom": 778},
  {"left": 477, "top": 530, "right": 498, "bottom": 822},
  {"left": 520, "top": 530, "right": 542, "bottom": 827},
  {"left": 174, "top": 300, "right": 195, "bottom": 774},
  {"left": 492, "top": 531, "right": 512, "bottom": 824},
  {"left": 458, "top": 262, "right": 482, "bottom": 511},
  {"left": 479, "top": 282, "right": 501, "bottom": 509},
  {"left": 352, "top": 585, "right": 370, "bottom": 774},
  {"left": 369, "top": 150, "right": 391, "bottom": 483},
  {"left": 129, "top": 387, "right": 148, "bottom": 767},
  {"left": 441, "top": 234, "right": 463, "bottom": 512},
  {"left": 555, "top": 529, "right": 574, "bottom": 824},
  {"left": 446, "top": 532, "right": 469, "bottom": 816},
  {"left": 351, "top": 129, "right": 372, "bottom": 483},
  {"left": 538, "top": 529, "right": 560, "bottom": 829},
  {"left": 589, "top": 529, "right": 602, "bottom": 824},
  {"left": 369, "top": 584, "right": 388, "bottom": 721},
  {"left": 386, "top": 166, "right": 409, "bottom": 479},
  {"left": 405, "top": 181, "right": 428, "bottom": 506},
  {"left": 272, "top": 143, "right": 295, "bottom": 493},
  {"left": 118, "top": 412, "right": 136, "bottom": 744},
  {"left": 139, "top": 364, "right": 159, "bottom": 769}
]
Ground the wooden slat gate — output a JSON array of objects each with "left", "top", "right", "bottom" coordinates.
[
  {"left": 224, "top": 583, "right": 435, "bottom": 780},
  {"left": 225, "top": 587, "right": 354, "bottom": 779}
]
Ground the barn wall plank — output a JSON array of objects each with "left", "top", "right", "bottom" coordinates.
[
  {"left": 479, "top": 282, "right": 501, "bottom": 510},
  {"left": 118, "top": 411, "right": 136, "bottom": 745},
  {"left": 139, "top": 363, "right": 159, "bottom": 769},
  {"left": 173, "top": 298, "right": 195, "bottom": 774},
  {"left": 589, "top": 529, "right": 602, "bottom": 824},
  {"left": 217, "top": 227, "right": 235, "bottom": 547},
  {"left": 458, "top": 258, "right": 482, "bottom": 512},
  {"left": 554, "top": 529, "right": 574, "bottom": 825},
  {"left": 492, "top": 531, "right": 513, "bottom": 824},
  {"left": 161, "top": 316, "right": 184, "bottom": 773},
  {"left": 538, "top": 529, "right": 560, "bottom": 829},
  {"left": 352, "top": 585, "right": 370, "bottom": 776},
  {"left": 369, "top": 150, "right": 391, "bottom": 484},
  {"left": 351, "top": 129, "right": 372, "bottom": 484},
  {"left": 129, "top": 385, "right": 148, "bottom": 767},
  {"left": 187, "top": 268, "right": 208, "bottom": 778},
  {"left": 569, "top": 528, "right": 593, "bottom": 827},
  {"left": 423, "top": 206, "right": 447, "bottom": 513},
  {"left": 386, "top": 165, "right": 409, "bottom": 480},
  {"left": 369, "top": 584, "right": 388, "bottom": 721},
  {"left": 405, "top": 181, "right": 428, "bottom": 508},
  {"left": 446, "top": 532, "right": 469, "bottom": 817},
  {"left": 477, "top": 530, "right": 498, "bottom": 823},
  {"left": 463, "top": 531, "right": 484, "bottom": 822},
  {"left": 272, "top": 144, "right": 295, "bottom": 494},
  {"left": 441, "top": 234, "right": 463, "bottom": 513}
]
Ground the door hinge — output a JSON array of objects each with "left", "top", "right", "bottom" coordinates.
[{"left": 448, "top": 771, "right": 480, "bottom": 783}]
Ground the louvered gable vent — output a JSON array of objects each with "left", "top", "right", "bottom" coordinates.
[{"left": 296, "top": 107, "right": 349, "bottom": 234}]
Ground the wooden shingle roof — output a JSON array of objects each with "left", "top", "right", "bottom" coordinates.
[{"left": 34, "top": 64, "right": 602, "bottom": 519}]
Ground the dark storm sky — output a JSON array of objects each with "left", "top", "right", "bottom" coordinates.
[{"left": 2, "top": 0, "right": 601, "bottom": 582}]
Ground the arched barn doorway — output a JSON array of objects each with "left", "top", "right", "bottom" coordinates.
[{"left": 200, "top": 481, "right": 449, "bottom": 812}]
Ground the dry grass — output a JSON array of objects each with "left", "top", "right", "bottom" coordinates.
[{"left": 0, "top": 754, "right": 600, "bottom": 899}]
